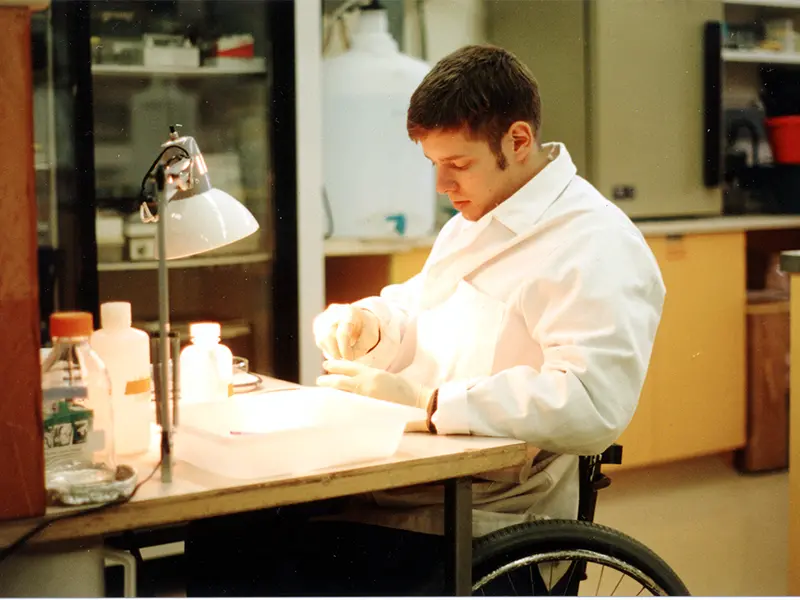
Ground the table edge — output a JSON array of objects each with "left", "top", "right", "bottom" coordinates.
[{"left": 0, "top": 439, "right": 527, "bottom": 548}]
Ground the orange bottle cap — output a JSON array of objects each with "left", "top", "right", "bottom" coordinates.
[{"left": 50, "top": 312, "right": 94, "bottom": 339}]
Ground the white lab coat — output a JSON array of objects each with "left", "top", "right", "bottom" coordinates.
[{"left": 331, "top": 143, "right": 666, "bottom": 537}]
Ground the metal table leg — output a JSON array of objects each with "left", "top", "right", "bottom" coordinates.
[{"left": 444, "top": 477, "right": 472, "bottom": 596}]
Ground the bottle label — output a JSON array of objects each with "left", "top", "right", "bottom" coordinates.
[
  {"left": 42, "top": 388, "right": 95, "bottom": 471},
  {"left": 125, "top": 377, "right": 151, "bottom": 396}
]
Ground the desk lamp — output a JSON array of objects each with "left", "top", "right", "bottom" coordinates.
[{"left": 139, "top": 125, "right": 259, "bottom": 483}]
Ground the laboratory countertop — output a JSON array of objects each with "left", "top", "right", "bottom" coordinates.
[
  {"left": 781, "top": 250, "right": 800, "bottom": 273},
  {"left": 634, "top": 214, "right": 800, "bottom": 236},
  {"left": 324, "top": 215, "right": 800, "bottom": 257}
]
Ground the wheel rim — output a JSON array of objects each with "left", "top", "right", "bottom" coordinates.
[{"left": 473, "top": 549, "right": 670, "bottom": 596}]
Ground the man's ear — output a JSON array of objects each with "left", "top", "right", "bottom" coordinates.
[{"left": 508, "top": 121, "right": 534, "bottom": 160}]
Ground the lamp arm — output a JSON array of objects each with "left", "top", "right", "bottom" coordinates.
[{"left": 138, "top": 145, "right": 191, "bottom": 209}]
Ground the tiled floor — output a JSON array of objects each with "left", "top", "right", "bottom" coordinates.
[{"left": 594, "top": 455, "right": 788, "bottom": 597}]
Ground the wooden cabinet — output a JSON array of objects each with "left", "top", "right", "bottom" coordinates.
[
  {"left": 616, "top": 233, "right": 747, "bottom": 468},
  {"left": 390, "top": 248, "right": 430, "bottom": 285}
]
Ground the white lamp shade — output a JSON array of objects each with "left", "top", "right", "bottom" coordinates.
[{"left": 158, "top": 187, "right": 259, "bottom": 259}]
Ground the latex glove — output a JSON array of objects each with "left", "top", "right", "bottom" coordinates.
[
  {"left": 317, "top": 360, "right": 434, "bottom": 411},
  {"left": 312, "top": 304, "right": 380, "bottom": 361}
]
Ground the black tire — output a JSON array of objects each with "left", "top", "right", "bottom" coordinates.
[{"left": 472, "top": 519, "right": 690, "bottom": 596}]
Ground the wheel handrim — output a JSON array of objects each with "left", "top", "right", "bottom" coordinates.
[{"left": 473, "top": 549, "right": 670, "bottom": 596}]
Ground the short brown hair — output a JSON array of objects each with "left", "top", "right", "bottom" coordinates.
[{"left": 407, "top": 44, "right": 542, "bottom": 166}]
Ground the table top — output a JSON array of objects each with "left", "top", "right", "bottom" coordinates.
[{"left": 0, "top": 424, "right": 526, "bottom": 548}]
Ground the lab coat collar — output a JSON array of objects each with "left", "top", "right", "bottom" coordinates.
[
  {"left": 420, "top": 144, "right": 577, "bottom": 310},
  {"left": 488, "top": 142, "right": 577, "bottom": 235}
]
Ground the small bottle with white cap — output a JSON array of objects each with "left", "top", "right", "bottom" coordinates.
[
  {"left": 180, "top": 322, "right": 234, "bottom": 404},
  {"left": 90, "top": 302, "right": 152, "bottom": 456}
]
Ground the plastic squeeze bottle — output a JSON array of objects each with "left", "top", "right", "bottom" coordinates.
[
  {"left": 180, "top": 322, "right": 234, "bottom": 404},
  {"left": 90, "top": 302, "right": 152, "bottom": 456}
]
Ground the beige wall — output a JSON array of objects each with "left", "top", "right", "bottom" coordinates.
[
  {"left": 323, "top": 0, "right": 486, "bottom": 59},
  {"left": 487, "top": 0, "right": 724, "bottom": 219},
  {"left": 404, "top": 0, "right": 486, "bottom": 62},
  {"left": 486, "top": 0, "right": 589, "bottom": 175}
]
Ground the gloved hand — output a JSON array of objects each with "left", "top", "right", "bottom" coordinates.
[
  {"left": 317, "top": 360, "right": 434, "bottom": 411},
  {"left": 312, "top": 304, "right": 380, "bottom": 361}
]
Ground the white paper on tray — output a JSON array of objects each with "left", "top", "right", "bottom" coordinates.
[{"left": 226, "top": 386, "right": 427, "bottom": 435}]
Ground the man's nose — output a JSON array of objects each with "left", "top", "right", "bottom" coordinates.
[{"left": 436, "top": 169, "right": 456, "bottom": 194}]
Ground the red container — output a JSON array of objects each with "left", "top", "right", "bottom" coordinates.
[{"left": 766, "top": 116, "right": 800, "bottom": 164}]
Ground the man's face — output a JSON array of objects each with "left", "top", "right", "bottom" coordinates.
[{"left": 419, "top": 128, "right": 514, "bottom": 222}]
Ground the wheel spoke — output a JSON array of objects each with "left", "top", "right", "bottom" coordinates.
[
  {"left": 506, "top": 572, "right": 518, "bottom": 596},
  {"left": 595, "top": 564, "right": 605, "bottom": 596},
  {"left": 562, "top": 563, "right": 578, "bottom": 596},
  {"left": 610, "top": 572, "right": 625, "bottom": 596}
]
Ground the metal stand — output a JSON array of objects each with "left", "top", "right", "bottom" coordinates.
[
  {"left": 444, "top": 477, "right": 472, "bottom": 596},
  {"left": 155, "top": 163, "right": 173, "bottom": 483}
]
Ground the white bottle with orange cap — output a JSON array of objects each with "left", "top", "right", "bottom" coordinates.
[
  {"left": 90, "top": 302, "right": 152, "bottom": 456},
  {"left": 180, "top": 322, "right": 234, "bottom": 404}
]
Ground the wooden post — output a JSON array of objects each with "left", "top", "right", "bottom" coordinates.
[
  {"left": 780, "top": 251, "right": 800, "bottom": 594},
  {"left": 0, "top": 1, "right": 49, "bottom": 521}
]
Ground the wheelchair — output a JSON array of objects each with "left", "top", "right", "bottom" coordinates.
[{"left": 467, "top": 445, "right": 690, "bottom": 596}]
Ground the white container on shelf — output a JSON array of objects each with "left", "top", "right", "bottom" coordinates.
[
  {"left": 174, "top": 387, "right": 424, "bottom": 479},
  {"left": 129, "top": 78, "right": 198, "bottom": 191},
  {"left": 322, "top": 5, "right": 435, "bottom": 239},
  {"left": 180, "top": 322, "right": 234, "bottom": 404},
  {"left": 96, "top": 211, "right": 125, "bottom": 263},
  {"left": 90, "top": 302, "right": 152, "bottom": 456}
]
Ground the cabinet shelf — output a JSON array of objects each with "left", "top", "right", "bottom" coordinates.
[
  {"left": 722, "top": 48, "right": 800, "bottom": 63},
  {"left": 98, "top": 252, "right": 272, "bottom": 272},
  {"left": 91, "top": 63, "right": 267, "bottom": 77}
]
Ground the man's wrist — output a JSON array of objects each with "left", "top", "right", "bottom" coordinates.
[
  {"left": 361, "top": 308, "right": 381, "bottom": 353},
  {"left": 426, "top": 388, "right": 439, "bottom": 434}
]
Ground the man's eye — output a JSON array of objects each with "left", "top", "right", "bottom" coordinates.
[{"left": 450, "top": 163, "right": 469, "bottom": 171}]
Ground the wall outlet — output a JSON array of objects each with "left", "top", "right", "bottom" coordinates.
[{"left": 612, "top": 185, "right": 637, "bottom": 201}]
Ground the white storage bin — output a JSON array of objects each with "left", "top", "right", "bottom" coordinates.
[{"left": 174, "top": 387, "right": 424, "bottom": 480}]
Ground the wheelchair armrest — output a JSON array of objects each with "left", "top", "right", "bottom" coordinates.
[{"left": 600, "top": 444, "right": 623, "bottom": 466}]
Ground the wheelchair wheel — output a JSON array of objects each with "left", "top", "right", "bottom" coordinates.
[{"left": 472, "top": 519, "right": 690, "bottom": 596}]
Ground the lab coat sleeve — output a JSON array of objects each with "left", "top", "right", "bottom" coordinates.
[
  {"left": 432, "top": 230, "right": 666, "bottom": 456},
  {"left": 351, "top": 272, "right": 423, "bottom": 370}
]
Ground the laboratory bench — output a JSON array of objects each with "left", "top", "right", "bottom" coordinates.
[
  {"left": 324, "top": 214, "right": 800, "bottom": 472},
  {"left": 0, "top": 374, "right": 527, "bottom": 597}
]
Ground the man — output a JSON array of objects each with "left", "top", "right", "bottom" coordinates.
[
  {"left": 313, "top": 44, "right": 665, "bottom": 536},
  {"left": 186, "top": 44, "right": 665, "bottom": 597}
]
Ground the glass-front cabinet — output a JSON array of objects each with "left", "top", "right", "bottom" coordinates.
[{"left": 32, "top": 0, "right": 301, "bottom": 378}]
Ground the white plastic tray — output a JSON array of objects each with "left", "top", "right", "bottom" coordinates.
[{"left": 174, "top": 387, "right": 426, "bottom": 480}]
